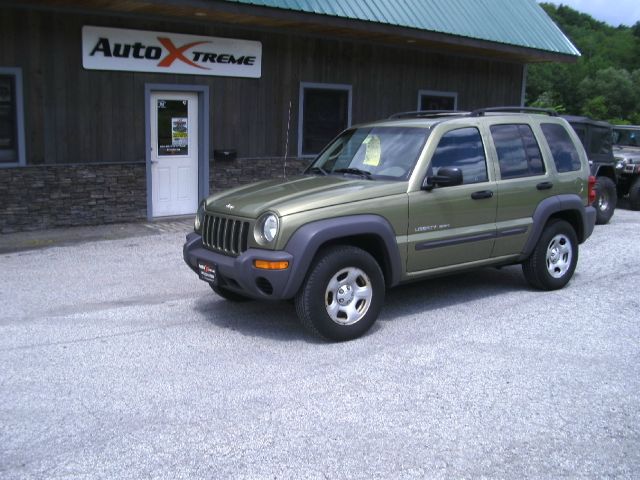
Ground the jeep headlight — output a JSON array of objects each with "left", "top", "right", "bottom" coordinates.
[
  {"left": 255, "top": 212, "right": 279, "bottom": 244},
  {"left": 194, "top": 200, "right": 206, "bottom": 232}
]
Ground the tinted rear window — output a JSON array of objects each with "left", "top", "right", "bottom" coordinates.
[
  {"left": 589, "top": 126, "right": 612, "bottom": 155},
  {"left": 490, "top": 124, "right": 545, "bottom": 179},
  {"left": 540, "top": 123, "right": 582, "bottom": 173}
]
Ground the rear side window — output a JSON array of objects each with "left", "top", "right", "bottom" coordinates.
[
  {"left": 490, "top": 124, "right": 545, "bottom": 179},
  {"left": 430, "top": 127, "right": 488, "bottom": 184},
  {"left": 572, "top": 125, "right": 586, "bottom": 146},
  {"left": 589, "top": 126, "right": 612, "bottom": 156},
  {"left": 541, "top": 123, "right": 582, "bottom": 173}
]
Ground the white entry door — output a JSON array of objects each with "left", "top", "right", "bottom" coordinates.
[{"left": 150, "top": 92, "right": 199, "bottom": 217}]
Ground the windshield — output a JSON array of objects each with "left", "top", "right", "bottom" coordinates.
[
  {"left": 307, "top": 126, "right": 429, "bottom": 180},
  {"left": 613, "top": 128, "right": 640, "bottom": 147}
]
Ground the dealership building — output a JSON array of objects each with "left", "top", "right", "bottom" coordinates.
[{"left": 0, "top": 0, "right": 579, "bottom": 232}]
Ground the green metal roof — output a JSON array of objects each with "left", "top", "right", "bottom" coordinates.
[{"left": 221, "top": 0, "right": 580, "bottom": 57}]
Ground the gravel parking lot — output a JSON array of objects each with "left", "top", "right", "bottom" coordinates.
[{"left": 1, "top": 210, "right": 639, "bottom": 479}]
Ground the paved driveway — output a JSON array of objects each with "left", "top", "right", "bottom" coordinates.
[{"left": 1, "top": 210, "right": 639, "bottom": 479}]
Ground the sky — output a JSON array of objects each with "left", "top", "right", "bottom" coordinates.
[{"left": 544, "top": 0, "right": 640, "bottom": 27}]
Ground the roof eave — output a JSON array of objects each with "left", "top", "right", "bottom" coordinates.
[{"left": 10, "top": 0, "right": 580, "bottom": 63}]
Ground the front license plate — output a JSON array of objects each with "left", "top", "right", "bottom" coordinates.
[{"left": 198, "top": 262, "right": 218, "bottom": 286}]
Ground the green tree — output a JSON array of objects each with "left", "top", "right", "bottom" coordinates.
[
  {"left": 578, "top": 67, "right": 638, "bottom": 119},
  {"left": 581, "top": 96, "right": 608, "bottom": 119},
  {"left": 526, "top": 3, "right": 640, "bottom": 122}
]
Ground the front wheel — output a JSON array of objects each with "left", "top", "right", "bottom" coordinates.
[
  {"left": 594, "top": 176, "right": 617, "bottom": 224},
  {"left": 522, "top": 219, "right": 578, "bottom": 291},
  {"left": 295, "top": 246, "right": 385, "bottom": 341}
]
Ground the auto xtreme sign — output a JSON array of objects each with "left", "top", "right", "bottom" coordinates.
[{"left": 82, "top": 26, "right": 262, "bottom": 78}]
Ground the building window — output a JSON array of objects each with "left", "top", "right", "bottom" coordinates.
[
  {"left": 0, "top": 68, "right": 25, "bottom": 167},
  {"left": 418, "top": 90, "right": 458, "bottom": 111},
  {"left": 490, "top": 124, "right": 545, "bottom": 179},
  {"left": 298, "top": 83, "right": 351, "bottom": 157}
]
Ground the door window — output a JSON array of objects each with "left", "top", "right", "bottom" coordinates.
[
  {"left": 589, "top": 125, "right": 612, "bottom": 156},
  {"left": 430, "top": 127, "right": 488, "bottom": 184},
  {"left": 540, "top": 123, "right": 582, "bottom": 173},
  {"left": 157, "top": 99, "right": 189, "bottom": 156},
  {"left": 490, "top": 124, "right": 545, "bottom": 179}
]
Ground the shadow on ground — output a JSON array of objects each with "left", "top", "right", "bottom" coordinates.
[{"left": 194, "top": 265, "right": 529, "bottom": 342}]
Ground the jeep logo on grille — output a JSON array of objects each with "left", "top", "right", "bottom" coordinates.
[{"left": 225, "top": 203, "right": 235, "bottom": 210}]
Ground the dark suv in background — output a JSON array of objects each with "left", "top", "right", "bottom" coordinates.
[
  {"left": 613, "top": 125, "right": 640, "bottom": 210},
  {"left": 564, "top": 116, "right": 618, "bottom": 224}
]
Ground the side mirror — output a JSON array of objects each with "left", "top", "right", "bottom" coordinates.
[{"left": 422, "top": 167, "right": 463, "bottom": 190}]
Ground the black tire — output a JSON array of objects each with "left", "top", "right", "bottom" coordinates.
[
  {"left": 629, "top": 177, "right": 640, "bottom": 211},
  {"left": 295, "top": 245, "right": 385, "bottom": 341},
  {"left": 594, "top": 176, "right": 617, "bottom": 224},
  {"left": 210, "top": 284, "right": 250, "bottom": 302},
  {"left": 522, "top": 219, "right": 578, "bottom": 291}
]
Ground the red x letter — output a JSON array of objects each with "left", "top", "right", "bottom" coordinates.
[{"left": 157, "top": 38, "right": 210, "bottom": 69}]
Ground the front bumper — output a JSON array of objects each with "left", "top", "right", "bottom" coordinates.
[{"left": 183, "top": 232, "right": 295, "bottom": 300}]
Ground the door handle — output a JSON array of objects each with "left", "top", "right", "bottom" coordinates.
[
  {"left": 150, "top": 159, "right": 159, "bottom": 164},
  {"left": 471, "top": 190, "right": 494, "bottom": 200},
  {"left": 536, "top": 181, "right": 553, "bottom": 190}
]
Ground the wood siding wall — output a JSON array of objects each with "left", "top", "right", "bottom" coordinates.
[{"left": 0, "top": 6, "right": 524, "bottom": 165}]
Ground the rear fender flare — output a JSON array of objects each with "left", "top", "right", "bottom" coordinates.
[{"left": 521, "top": 194, "right": 592, "bottom": 259}]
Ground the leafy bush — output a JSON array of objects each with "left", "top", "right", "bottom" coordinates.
[{"left": 527, "top": 3, "right": 640, "bottom": 123}]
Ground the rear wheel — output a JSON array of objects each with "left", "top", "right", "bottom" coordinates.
[
  {"left": 594, "top": 176, "right": 617, "bottom": 224},
  {"left": 522, "top": 219, "right": 578, "bottom": 291},
  {"left": 629, "top": 177, "right": 640, "bottom": 211},
  {"left": 295, "top": 246, "right": 385, "bottom": 341}
]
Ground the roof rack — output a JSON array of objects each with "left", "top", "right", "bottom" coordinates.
[
  {"left": 471, "top": 106, "right": 558, "bottom": 117},
  {"left": 388, "top": 110, "right": 469, "bottom": 119}
]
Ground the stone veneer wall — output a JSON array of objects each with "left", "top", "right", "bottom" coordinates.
[
  {"left": 0, "top": 157, "right": 309, "bottom": 233},
  {"left": 0, "top": 163, "right": 147, "bottom": 233}
]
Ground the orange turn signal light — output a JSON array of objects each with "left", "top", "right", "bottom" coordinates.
[{"left": 254, "top": 260, "right": 289, "bottom": 270}]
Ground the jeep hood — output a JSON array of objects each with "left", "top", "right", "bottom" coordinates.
[
  {"left": 614, "top": 146, "right": 640, "bottom": 163},
  {"left": 204, "top": 175, "right": 407, "bottom": 218}
]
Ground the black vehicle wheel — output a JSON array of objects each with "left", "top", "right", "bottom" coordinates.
[
  {"left": 522, "top": 219, "right": 578, "bottom": 291},
  {"left": 295, "top": 246, "right": 385, "bottom": 341},
  {"left": 594, "top": 176, "right": 617, "bottom": 224},
  {"left": 629, "top": 177, "right": 640, "bottom": 211},
  {"left": 210, "top": 284, "right": 250, "bottom": 302}
]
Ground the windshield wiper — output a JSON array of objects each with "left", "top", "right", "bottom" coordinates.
[
  {"left": 334, "top": 168, "right": 373, "bottom": 179},
  {"left": 307, "top": 166, "right": 328, "bottom": 176}
]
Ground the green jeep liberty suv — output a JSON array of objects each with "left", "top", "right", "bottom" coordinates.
[{"left": 184, "top": 107, "right": 597, "bottom": 341}]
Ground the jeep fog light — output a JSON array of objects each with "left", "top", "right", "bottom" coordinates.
[{"left": 256, "top": 212, "right": 279, "bottom": 244}]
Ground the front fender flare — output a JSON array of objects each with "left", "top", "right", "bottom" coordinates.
[{"left": 281, "top": 215, "right": 402, "bottom": 298}]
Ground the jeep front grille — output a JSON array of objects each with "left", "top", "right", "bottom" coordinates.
[{"left": 201, "top": 214, "right": 250, "bottom": 256}]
